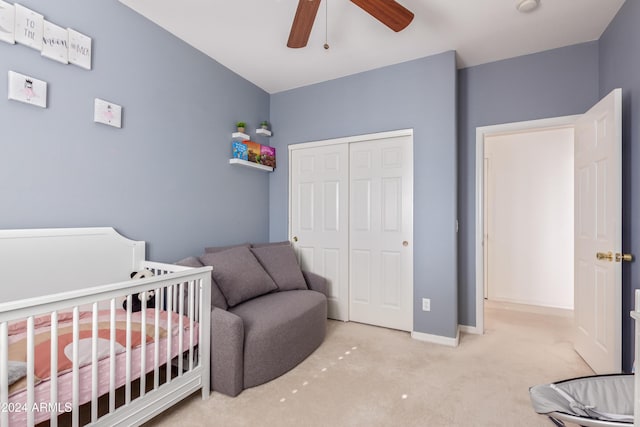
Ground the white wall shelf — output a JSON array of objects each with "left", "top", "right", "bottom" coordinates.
[
  {"left": 256, "top": 128, "right": 272, "bottom": 137},
  {"left": 229, "top": 158, "right": 273, "bottom": 172},
  {"left": 232, "top": 132, "right": 250, "bottom": 141}
]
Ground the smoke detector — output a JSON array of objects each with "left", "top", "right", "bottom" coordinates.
[{"left": 517, "top": 0, "right": 539, "bottom": 13}]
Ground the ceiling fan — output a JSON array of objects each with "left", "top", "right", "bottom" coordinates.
[{"left": 287, "top": 0, "right": 414, "bottom": 49}]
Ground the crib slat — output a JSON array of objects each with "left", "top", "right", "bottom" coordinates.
[
  {"left": 27, "top": 316, "right": 35, "bottom": 427},
  {"left": 154, "top": 289, "right": 160, "bottom": 390},
  {"left": 109, "top": 298, "right": 117, "bottom": 414},
  {"left": 140, "top": 294, "right": 147, "bottom": 397},
  {"left": 50, "top": 311, "right": 59, "bottom": 427},
  {"left": 178, "top": 282, "right": 184, "bottom": 376},
  {"left": 125, "top": 295, "right": 132, "bottom": 404},
  {"left": 166, "top": 285, "right": 173, "bottom": 383},
  {"left": 189, "top": 280, "right": 195, "bottom": 371},
  {"left": 91, "top": 303, "right": 99, "bottom": 423},
  {"left": 0, "top": 322, "right": 8, "bottom": 427},
  {"left": 72, "top": 307, "right": 80, "bottom": 427}
]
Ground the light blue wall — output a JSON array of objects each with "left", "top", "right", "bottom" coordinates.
[
  {"left": 457, "top": 42, "right": 600, "bottom": 326},
  {"left": 269, "top": 52, "right": 458, "bottom": 337},
  {"left": 0, "top": 0, "right": 270, "bottom": 262},
  {"left": 599, "top": 0, "right": 640, "bottom": 372}
]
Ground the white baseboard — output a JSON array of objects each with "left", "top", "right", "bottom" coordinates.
[
  {"left": 459, "top": 324, "right": 482, "bottom": 335},
  {"left": 411, "top": 328, "right": 459, "bottom": 347}
]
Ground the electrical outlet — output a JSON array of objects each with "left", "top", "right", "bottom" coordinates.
[{"left": 422, "top": 298, "right": 431, "bottom": 312}]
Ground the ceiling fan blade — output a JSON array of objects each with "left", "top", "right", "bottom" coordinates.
[
  {"left": 287, "top": 0, "right": 322, "bottom": 48},
  {"left": 350, "top": 0, "right": 414, "bottom": 32}
]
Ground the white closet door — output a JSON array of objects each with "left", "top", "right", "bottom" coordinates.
[
  {"left": 290, "top": 144, "right": 350, "bottom": 320},
  {"left": 349, "top": 135, "right": 413, "bottom": 331}
]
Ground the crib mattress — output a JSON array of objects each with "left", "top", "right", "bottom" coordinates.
[{"left": 7, "top": 309, "right": 198, "bottom": 425}]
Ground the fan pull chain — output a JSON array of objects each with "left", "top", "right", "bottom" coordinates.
[{"left": 324, "top": 0, "right": 329, "bottom": 49}]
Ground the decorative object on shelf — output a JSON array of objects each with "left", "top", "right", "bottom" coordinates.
[
  {"left": 261, "top": 145, "right": 276, "bottom": 168},
  {"left": 41, "top": 20, "right": 68, "bottom": 64},
  {"left": 0, "top": 1, "right": 15, "bottom": 45},
  {"left": 14, "top": 3, "right": 43, "bottom": 50},
  {"left": 236, "top": 121, "right": 246, "bottom": 133},
  {"left": 245, "top": 141, "right": 262, "bottom": 164},
  {"left": 68, "top": 28, "right": 91, "bottom": 70},
  {"left": 8, "top": 70, "right": 47, "bottom": 108},
  {"left": 232, "top": 141, "right": 248, "bottom": 160},
  {"left": 260, "top": 120, "right": 269, "bottom": 130},
  {"left": 94, "top": 98, "right": 122, "bottom": 128}
]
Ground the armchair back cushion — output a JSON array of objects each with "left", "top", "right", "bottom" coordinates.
[
  {"left": 200, "top": 246, "right": 277, "bottom": 307},
  {"left": 250, "top": 244, "right": 308, "bottom": 292}
]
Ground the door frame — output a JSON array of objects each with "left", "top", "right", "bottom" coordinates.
[
  {"left": 473, "top": 115, "right": 579, "bottom": 335},
  {"left": 288, "top": 128, "right": 414, "bottom": 324}
]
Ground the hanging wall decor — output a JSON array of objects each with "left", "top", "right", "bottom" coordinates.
[
  {"left": 0, "top": 2, "right": 92, "bottom": 69},
  {"left": 0, "top": 0, "right": 15, "bottom": 44},
  {"left": 68, "top": 28, "right": 91, "bottom": 70},
  {"left": 94, "top": 98, "right": 122, "bottom": 128},
  {"left": 8, "top": 70, "right": 47, "bottom": 108},
  {"left": 42, "top": 20, "right": 68, "bottom": 64},
  {"left": 14, "top": 3, "right": 43, "bottom": 50}
]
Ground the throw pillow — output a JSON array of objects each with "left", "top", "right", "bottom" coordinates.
[
  {"left": 250, "top": 244, "right": 308, "bottom": 291},
  {"left": 175, "top": 256, "right": 228, "bottom": 310},
  {"left": 199, "top": 246, "right": 277, "bottom": 307}
]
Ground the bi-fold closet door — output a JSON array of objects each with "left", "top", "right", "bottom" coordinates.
[{"left": 290, "top": 131, "right": 413, "bottom": 332}]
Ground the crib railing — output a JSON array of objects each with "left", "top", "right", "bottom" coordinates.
[{"left": 0, "top": 264, "right": 211, "bottom": 427}]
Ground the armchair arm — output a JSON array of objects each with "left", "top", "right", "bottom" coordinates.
[
  {"left": 302, "top": 270, "right": 328, "bottom": 298},
  {"left": 210, "top": 308, "right": 245, "bottom": 397}
]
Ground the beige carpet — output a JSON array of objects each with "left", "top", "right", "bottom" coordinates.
[{"left": 147, "top": 302, "right": 593, "bottom": 427}]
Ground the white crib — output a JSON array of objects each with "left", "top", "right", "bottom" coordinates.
[{"left": 0, "top": 228, "right": 211, "bottom": 426}]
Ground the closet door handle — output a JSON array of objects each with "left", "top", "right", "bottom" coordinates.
[
  {"left": 402, "top": 241, "right": 409, "bottom": 247},
  {"left": 292, "top": 236, "right": 298, "bottom": 242}
]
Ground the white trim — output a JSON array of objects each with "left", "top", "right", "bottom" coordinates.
[
  {"left": 474, "top": 115, "right": 580, "bottom": 336},
  {"left": 458, "top": 324, "right": 482, "bottom": 335},
  {"left": 411, "top": 328, "right": 460, "bottom": 347},
  {"left": 288, "top": 128, "right": 413, "bottom": 152}
]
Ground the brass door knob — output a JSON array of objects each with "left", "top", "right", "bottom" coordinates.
[
  {"left": 596, "top": 251, "right": 614, "bottom": 262},
  {"left": 616, "top": 253, "right": 633, "bottom": 262}
]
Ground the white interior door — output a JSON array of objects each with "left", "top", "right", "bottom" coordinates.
[
  {"left": 574, "top": 88, "right": 622, "bottom": 374},
  {"left": 290, "top": 144, "right": 349, "bottom": 320},
  {"left": 349, "top": 136, "right": 413, "bottom": 331}
]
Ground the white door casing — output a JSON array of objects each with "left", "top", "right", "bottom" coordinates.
[
  {"left": 573, "top": 88, "right": 622, "bottom": 374},
  {"left": 349, "top": 136, "right": 413, "bottom": 331},
  {"left": 290, "top": 143, "right": 350, "bottom": 320}
]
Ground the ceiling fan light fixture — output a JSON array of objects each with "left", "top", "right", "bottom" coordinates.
[{"left": 517, "top": 0, "right": 539, "bottom": 13}]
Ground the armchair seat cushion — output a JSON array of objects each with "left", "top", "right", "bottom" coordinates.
[{"left": 229, "top": 289, "right": 327, "bottom": 388}]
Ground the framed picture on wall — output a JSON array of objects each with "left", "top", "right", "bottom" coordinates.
[
  {"left": 94, "top": 98, "right": 122, "bottom": 128},
  {"left": 0, "top": 0, "right": 15, "bottom": 45},
  {"left": 8, "top": 70, "right": 47, "bottom": 108},
  {"left": 68, "top": 28, "right": 92, "bottom": 70},
  {"left": 42, "top": 21, "right": 68, "bottom": 64},
  {"left": 14, "top": 4, "right": 43, "bottom": 50}
]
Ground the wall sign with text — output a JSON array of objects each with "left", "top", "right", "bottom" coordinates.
[{"left": 0, "top": 1, "right": 92, "bottom": 70}]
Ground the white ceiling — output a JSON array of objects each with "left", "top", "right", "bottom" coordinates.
[{"left": 118, "top": 0, "right": 626, "bottom": 94}]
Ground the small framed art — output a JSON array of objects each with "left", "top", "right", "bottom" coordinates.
[
  {"left": 8, "top": 70, "right": 47, "bottom": 108},
  {"left": 94, "top": 98, "right": 122, "bottom": 128}
]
